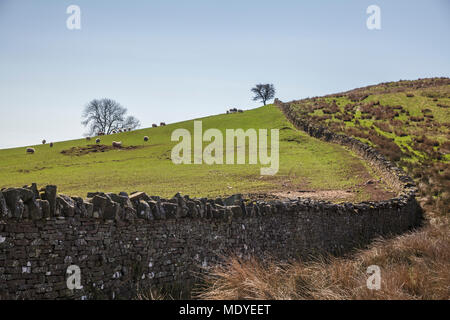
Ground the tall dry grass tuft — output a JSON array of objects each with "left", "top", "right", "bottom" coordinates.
[
  {"left": 134, "top": 286, "right": 169, "bottom": 300},
  {"left": 196, "top": 218, "right": 449, "bottom": 300}
]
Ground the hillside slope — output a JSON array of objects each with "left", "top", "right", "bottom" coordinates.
[
  {"left": 0, "top": 105, "right": 386, "bottom": 201},
  {"left": 198, "top": 78, "right": 450, "bottom": 300},
  {"left": 287, "top": 77, "right": 449, "bottom": 215}
]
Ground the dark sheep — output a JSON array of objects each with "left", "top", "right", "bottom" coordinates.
[
  {"left": 152, "top": 124, "right": 158, "bottom": 128},
  {"left": 42, "top": 139, "right": 46, "bottom": 144},
  {"left": 26, "top": 147, "right": 35, "bottom": 154},
  {"left": 160, "top": 122, "right": 166, "bottom": 126},
  {"left": 49, "top": 142, "right": 54, "bottom": 148},
  {"left": 96, "top": 138, "right": 101, "bottom": 144},
  {"left": 144, "top": 136, "right": 149, "bottom": 142}
]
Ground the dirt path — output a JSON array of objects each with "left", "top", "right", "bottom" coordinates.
[{"left": 272, "top": 190, "right": 355, "bottom": 201}]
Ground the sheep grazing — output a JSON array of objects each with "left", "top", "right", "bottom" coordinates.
[
  {"left": 42, "top": 139, "right": 46, "bottom": 144},
  {"left": 86, "top": 137, "right": 91, "bottom": 141},
  {"left": 98, "top": 132, "right": 105, "bottom": 136},
  {"left": 144, "top": 136, "right": 149, "bottom": 142},
  {"left": 112, "top": 130, "right": 117, "bottom": 134},
  {"left": 112, "top": 141, "right": 122, "bottom": 148},
  {"left": 238, "top": 109, "right": 243, "bottom": 113},
  {"left": 118, "top": 129, "right": 122, "bottom": 133},
  {"left": 152, "top": 124, "right": 158, "bottom": 128},
  {"left": 96, "top": 138, "right": 101, "bottom": 144},
  {"left": 160, "top": 122, "right": 166, "bottom": 126},
  {"left": 49, "top": 142, "right": 54, "bottom": 148},
  {"left": 26, "top": 147, "right": 35, "bottom": 154}
]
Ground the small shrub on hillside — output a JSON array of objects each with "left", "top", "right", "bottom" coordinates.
[
  {"left": 373, "top": 122, "right": 392, "bottom": 133},
  {"left": 345, "top": 127, "right": 370, "bottom": 140},
  {"left": 369, "top": 133, "right": 403, "bottom": 161},
  {"left": 415, "top": 135, "right": 439, "bottom": 147},
  {"left": 322, "top": 102, "right": 340, "bottom": 114},
  {"left": 440, "top": 141, "right": 450, "bottom": 153},
  {"left": 344, "top": 104, "right": 356, "bottom": 112},
  {"left": 348, "top": 93, "right": 369, "bottom": 102},
  {"left": 393, "top": 127, "right": 408, "bottom": 137},
  {"left": 390, "top": 119, "right": 403, "bottom": 127},
  {"left": 410, "top": 116, "right": 424, "bottom": 122}
]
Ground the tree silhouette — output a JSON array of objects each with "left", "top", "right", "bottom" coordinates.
[
  {"left": 251, "top": 84, "right": 276, "bottom": 105},
  {"left": 81, "top": 98, "right": 140, "bottom": 135}
]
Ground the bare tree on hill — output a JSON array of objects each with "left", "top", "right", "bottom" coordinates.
[
  {"left": 81, "top": 98, "right": 140, "bottom": 135},
  {"left": 251, "top": 83, "right": 276, "bottom": 105}
]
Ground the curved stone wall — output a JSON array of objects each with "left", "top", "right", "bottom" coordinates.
[{"left": 0, "top": 103, "right": 422, "bottom": 299}]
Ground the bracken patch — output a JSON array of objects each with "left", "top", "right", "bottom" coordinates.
[{"left": 60, "top": 144, "right": 141, "bottom": 156}]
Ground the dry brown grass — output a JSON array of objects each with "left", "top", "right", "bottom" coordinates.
[
  {"left": 196, "top": 217, "right": 450, "bottom": 300},
  {"left": 135, "top": 287, "right": 168, "bottom": 300}
]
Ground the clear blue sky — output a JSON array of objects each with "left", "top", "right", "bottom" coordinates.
[{"left": 0, "top": 0, "right": 449, "bottom": 149}]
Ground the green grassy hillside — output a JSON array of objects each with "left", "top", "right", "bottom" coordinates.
[
  {"left": 287, "top": 77, "right": 450, "bottom": 215},
  {"left": 0, "top": 105, "right": 380, "bottom": 200}
]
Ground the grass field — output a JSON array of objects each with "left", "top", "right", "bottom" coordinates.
[{"left": 0, "top": 105, "right": 379, "bottom": 201}]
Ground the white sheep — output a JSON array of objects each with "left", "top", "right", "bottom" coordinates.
[{"left": 112, "top": 141, "right": 122, "bottom": 148}]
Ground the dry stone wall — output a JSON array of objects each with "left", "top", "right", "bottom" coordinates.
[{"left": 0, "top": 103, "right": 422, "bottom": 299}]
